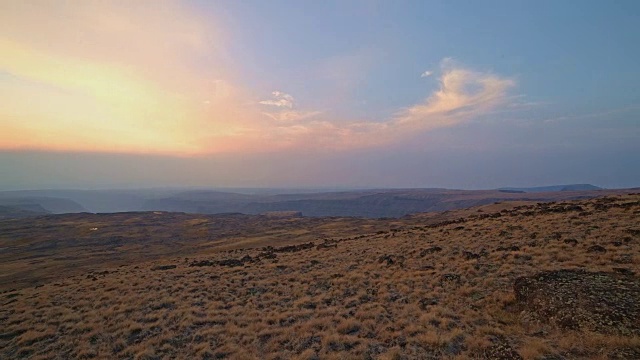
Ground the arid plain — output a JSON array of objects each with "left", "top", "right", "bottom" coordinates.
[{"left": 1, "top": 194, "right": 639, "bottom": 359}]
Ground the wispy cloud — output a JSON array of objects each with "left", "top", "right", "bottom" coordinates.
[
  {"left": 394, "top": 59, "right": 515, "bottom": 128},
  {"left": 258, "top": 91, "right": 321, "bottom": 123},
  {"left": 262, "top": 110, "right": 322, "bottom": 123},
  {"left": 421, "top": 70, "right": 433, "bottom": 77},
  {"left": 259, "top": 91, "right": 295, "bottom": 108},
  {"left": 540, "top": 105, "right": 640, "bottom": 124},
  {"left": 245, "top": 58, "right": 517, "bottom": 151}
]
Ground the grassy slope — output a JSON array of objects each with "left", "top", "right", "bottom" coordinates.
[{"left": 0, "top": 193, "right": 639, "bottom": 359}]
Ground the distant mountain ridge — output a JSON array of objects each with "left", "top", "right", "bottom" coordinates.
[
  {"left": 498, "top": 184, "right": 602, "bottom": 193},
  {"left": 0, "top": 205, "right": 50, "bottom": 219},
  {"left": 0, "top": 184, "right": 631, "bottom": 219},
  {"left": 0, "top": 196, "right": 86, "bottom": 215}
]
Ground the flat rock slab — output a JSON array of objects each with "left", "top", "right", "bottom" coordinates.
[{"left": 514, "top": 269, "right": 640, "bottom": 335}]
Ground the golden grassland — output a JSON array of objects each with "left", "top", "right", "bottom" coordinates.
[
  {"left": 0, "top": 212, "right": 408, "bottom": 290},
  {"left": 1, "top": 194, "right": 639, "bottom": 359}
]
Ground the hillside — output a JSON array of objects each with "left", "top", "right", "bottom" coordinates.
[
  {"left": 0, "top": 196, "right": 87, "bottom": 215},
  {"left": 144, "top": 187, "right": 630, "bottom": 218},
  {"left": 499, "top": 184, "right": 603, "bottom": 193},
  {"left": 0, "top": 205, "right": 49, "bottom": 219},
  {"left": 0, "top": 186, "right": 630, "bottom": 219},
  {"left": 0, "top": 193, "right": 638, "bottom": 359}
]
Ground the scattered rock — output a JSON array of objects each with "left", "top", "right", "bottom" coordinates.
[
  {"left": 463, "top": 251, "right": 481, "bottom": 260},
  {"left": 477, "top": 336, "right": 522, "bottom": 360},
  {"left": 608, "top": 347, "right": 640, "bottom": 360},
  {"left": 151, "top": 264, "right": 176, "bottom": 271},
  {"left": 496, "top": 245, "right": 520, "bottom": 252},
  {"left": 612, "top": 267, "right": 635, "bottom": 276},
  {"left": 378, "top": 255, "right": 405, "bottom": 267},
  {"left": 549, "top": 232, "right": 562, "bottom": 240},
  {"left": 613, "top": 254, "right": 633, "bottom": 264},
  {"left": 482, "top": 343, "right": 523, "bottom": 360},
  {"left": 418, "top": 297, "right": 439, "bottom": 310},
  {"left": 0, "top": 329, "right": 26, "bottom": 341},
  {"left": 275, "top": 242, "right": 315, "bottom": 253},
  {"left": 296, "top": 335, "right": 321, "bottom": 353},
  {"left": 258, "top": 251, "right": 277, "bottom": 260},
  {"left": 364, "top": 344, "right": 386, "bottom": 360},
  {"left": 444, "top": 334, "right": 465, "bottom": 356},
  {"left": 316, "top": 242, "right": 337, "bottom": 250},
  {"left": 440, "top": 273, "right": 461, "bottom": 285},
  {"left": 513, "top": 254, "right": 532, "bottom": 262},
  {"left": 189, "top": 260, "right": 216, "bottom": 267},
  {"left": 420, "top": 246, "right": 442, "bottom": 257},
  {"left": 189, "top": 256, "right": 251, "bottom": 268},
  {"left": 218, "top": 259, "right": 244, "bottom": 267},
  {"left": 587, "top": 245, "right": 607, "bottom": 253},
  {"left": 626, "top": 229, "right": 640, "bottom": 237},
  {"left": 565, "top": 205, "right": 584, "bottom": 212}
]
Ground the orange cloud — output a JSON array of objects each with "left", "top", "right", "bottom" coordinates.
[
  {"left": 0, "top": 0, "right": 255, "bottom": 155},
  {"left": 241, "top": 59, "right": 516, "bottom": 152},
  {"left": 0, "top": 2, "right": 516, "bottom": 155},
  {"left": 393, "top": 58, "right": 516, "bottom": 129}
]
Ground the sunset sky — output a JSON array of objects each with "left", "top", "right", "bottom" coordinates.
[{"left": 1, "top": 0, "right": 639, "bottom": 190}]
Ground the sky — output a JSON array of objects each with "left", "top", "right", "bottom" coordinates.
[{"left": 1, "top": 0, "right": 639, "bottom": 190}]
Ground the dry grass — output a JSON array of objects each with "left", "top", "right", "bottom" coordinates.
[{"left": 1, "top": 193, "right": 639, "bottom": 359}]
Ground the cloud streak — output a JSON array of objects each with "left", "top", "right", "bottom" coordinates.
[
  {"left": 395, "top": 61, "right": 515, "bottom": 128},
  {"left": 258, "top": 90, "right": 321, "bottom": 123},
  {"left": 243, "top": 59, "right": 516, "bottom": 151},
  {"left": 259, "top": 91, "right": 295, "bottom": 108}
]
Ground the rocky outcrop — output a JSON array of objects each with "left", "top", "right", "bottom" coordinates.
[{"left": 514, "top": 269, "right": 640, "bottom": 335}]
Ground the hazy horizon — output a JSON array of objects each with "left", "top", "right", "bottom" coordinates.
[{"left": 2, "top": 1, "right": 639, "bottom": 190}]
